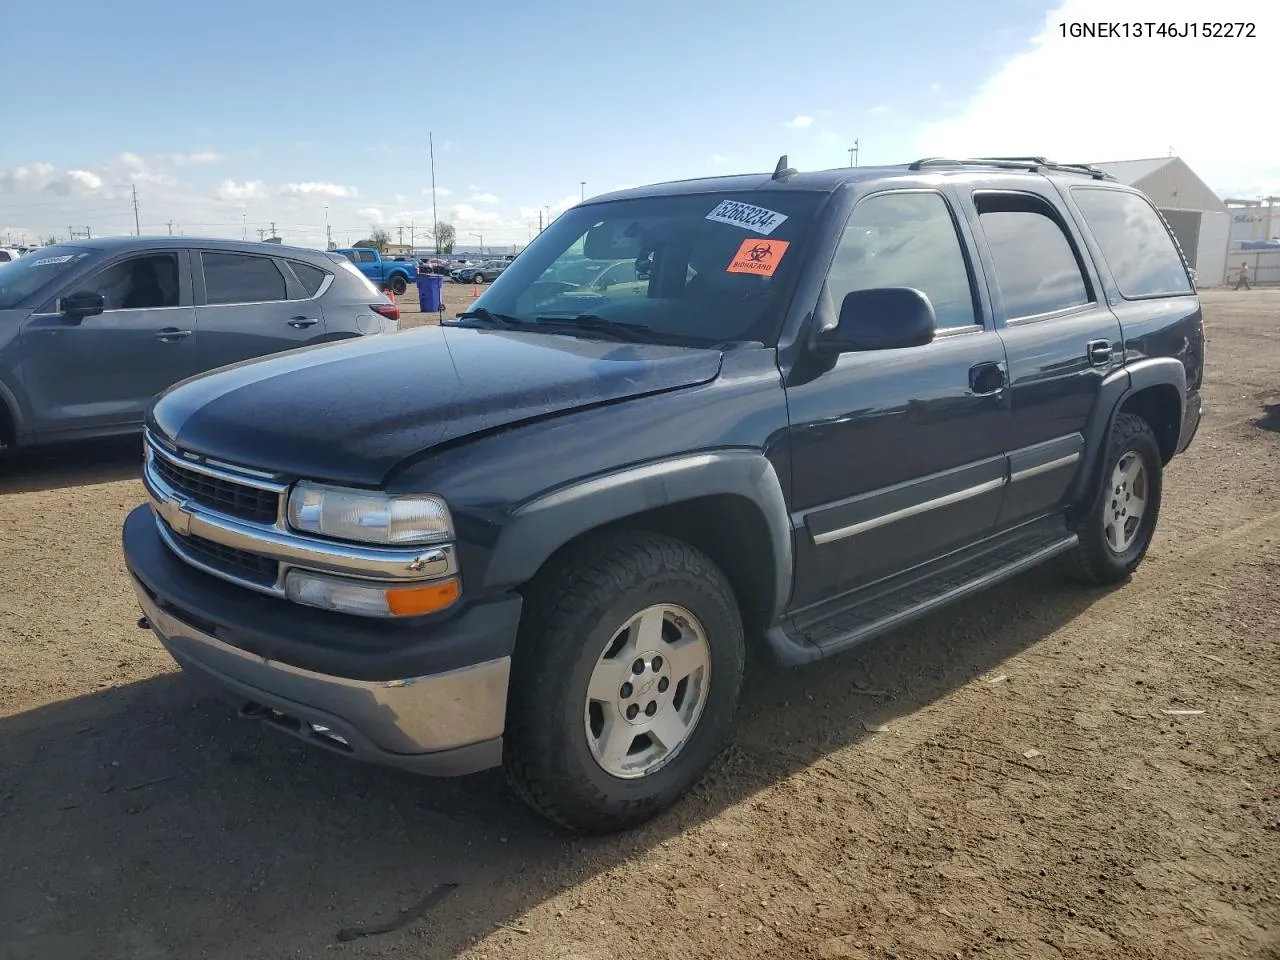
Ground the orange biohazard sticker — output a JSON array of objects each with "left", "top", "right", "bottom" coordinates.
[{"left": 726, "top": 238, "right": 790, "bottom": 276}]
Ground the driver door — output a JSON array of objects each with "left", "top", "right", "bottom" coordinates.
[{"left": 22, "top": 249, "right": 199, "bottom": 439}]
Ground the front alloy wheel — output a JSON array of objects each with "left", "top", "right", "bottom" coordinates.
[
  {"left": 504, "top": 531, "right": 745, "bottom": 834},
  {"left": 584, "top": 604, "right": 711, "bottom": 779}
]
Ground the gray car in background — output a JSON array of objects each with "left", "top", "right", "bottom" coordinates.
[{"left": 0, "top": 237, "right": 400, "bottom": 453}]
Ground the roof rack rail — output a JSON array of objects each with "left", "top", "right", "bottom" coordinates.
[{"left": 907, "top": 157, "right": 1114, "bottom": 180}]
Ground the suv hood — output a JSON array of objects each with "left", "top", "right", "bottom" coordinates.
[{"left": 149, "top": 324, "right": 723, "bottom": 486}]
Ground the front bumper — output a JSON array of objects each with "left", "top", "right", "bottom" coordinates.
[{"left": 123, "top": 504, "right": 520, "bottom": 776}]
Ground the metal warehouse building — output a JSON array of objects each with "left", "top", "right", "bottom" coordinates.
[{"left": 1090, "top": 157, "right": 1231, "bottom": 288}]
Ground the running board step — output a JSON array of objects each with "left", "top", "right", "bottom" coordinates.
[{"left": 766, "top": 526, "right": 1078, "bottom": 666}]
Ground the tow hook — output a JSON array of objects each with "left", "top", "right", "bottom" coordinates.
[{"left": 136, "top": 616, "right": 151, "bottom": 630}]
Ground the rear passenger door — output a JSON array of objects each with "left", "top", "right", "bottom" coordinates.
[
  {"left": 194, "top": 251, "right": 329, "bottom": 372},
  {"left": 955, "top": 180, "right": 1123, "bottom": 531}
]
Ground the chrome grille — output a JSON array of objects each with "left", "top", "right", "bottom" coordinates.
[
  {"left": 147, "top": 440, "right": 281, "bottom": 525},
  {"left": 172, "top": 531, "right": 280, "bottom": 588}
]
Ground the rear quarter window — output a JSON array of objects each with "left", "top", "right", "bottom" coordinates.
[
  {"left": 1070, "top": 188, "right": 1194, "bottom": 299},
  {"left": 287, "top": 260, "right": 328, "bottom": 297}
]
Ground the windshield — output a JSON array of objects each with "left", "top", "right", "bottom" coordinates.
[
  {"left": 468, "top": 191, "right": 824, "bottom": 346},
  {"left": 0, "top": 245, "right": 96, "bottom": 310}
]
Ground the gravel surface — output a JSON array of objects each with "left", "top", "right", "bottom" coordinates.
[{"left": 1, "top": 289, "right": 1277, "bottom": 960}]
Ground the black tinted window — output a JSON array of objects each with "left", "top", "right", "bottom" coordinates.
[
  {"left": 288, "top": 260, "right": 328, "bottom": 297},
  {"left": 202, "top": 252, "right": 287, "bottom": 305},
  {"left": 977, "top": 200, "right": 1090, "bottom": 318},
  {"left": 827, "top": 192, "right": 977, "bottom": 330},
  {"left": 1071, "top": 188, "right": 1193, "bottom": 298},
  {"left": 356, "top": 250, "right": 377, "bottom": 263},
  {"left": 89, "top": 253, "right": 181, "bottom": 310}
]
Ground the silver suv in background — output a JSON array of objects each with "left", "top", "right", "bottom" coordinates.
[{"left": 0, "top": 237, "right": 399, "bottom": 453}]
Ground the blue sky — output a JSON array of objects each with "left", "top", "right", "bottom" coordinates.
[{"left": 2, "top": 0, "right": 1275, "bottom": 249}]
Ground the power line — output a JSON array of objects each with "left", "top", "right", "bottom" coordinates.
[{"left": 132, "top": 183, "right": 141, "bottom": 235}]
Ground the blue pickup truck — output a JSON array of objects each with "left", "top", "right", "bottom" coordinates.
[{"left": 335, "top": 248, "right": 417, "bottom": 296}]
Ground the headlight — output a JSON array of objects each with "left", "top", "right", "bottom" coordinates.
[
  {"left": 287, "top": 482, "right": 453, "bottom": 545},
  {"left": 285, "top": 569, "right": 461, "bottom": 618}
]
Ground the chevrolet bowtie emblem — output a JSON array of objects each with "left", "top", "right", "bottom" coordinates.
[{"left": 166, "top": 497, "right": 193, "bottom": 536}]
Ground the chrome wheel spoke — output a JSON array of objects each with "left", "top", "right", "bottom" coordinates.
[
  {"left": 645, "top": 711, "right": 688, "bottom": 752},
  {"left": 663, "top": 634, "right": 709, "bottom": 682},
  {"left": 631, "top": 606, "right": 666, "bottom": 650},
  {"left": 597, "top": 719, "right": 635, "bottom": 770},
  {"left": 587, "top": 660, "right": 626, "bottom": 703}
]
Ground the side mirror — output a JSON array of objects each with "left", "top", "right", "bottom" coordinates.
[
  {"left": 60, "top": 290, "right": 105, "bottom": 323},
  {"left": 815, "top": 285, "right": 936, "bottom": 353}
]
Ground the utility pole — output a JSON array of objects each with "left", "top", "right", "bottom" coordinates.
[
  {"left": 398, "top": 225, "right": 405, "bottom": 248},
  {"left": 242, "top": 213, "right": 247, "bottom": 240},
  {"left": 580, "top": 181, "right": 585, "bottom": 201},
  {"left": 270, "top": 221, "right": 277, "bottom": 240},
  {"left": 848, "top": 139, "right": 859, "bottom": 168},
  {"left": 538, "top": 209, "right": 543, "bottom": 234},
  {"left": 325, "top": 204, "right": 332, "bottom": 249},
  {"left": 132, "top": 183, "right": 141, "bottom": 235},
  {"left": 429, "top": 131, "right": 439, "bottom": 254},
  {"left": 257, "top": 227, "right": 267, "bottom": 241},
  {"left": 167, "top": 219, "right": 174, "bottom": 236},
  {"left": 410, "top": 220, "right": 414, "bottom": 252}
]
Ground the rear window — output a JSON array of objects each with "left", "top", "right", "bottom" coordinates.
[
  {"left": 287, "top": 260, "right": 328, "bottom": 297},
  {"left": 1071, "top": 188, "right": 1194, "bottom": 299},
  {"left": 202, "top": 252, "right": 287, "bottom": 305}
]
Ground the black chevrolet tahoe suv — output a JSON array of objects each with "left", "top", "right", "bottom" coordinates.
[{"left": 122, "top": 156, "right": 1204, "bottom": 833}]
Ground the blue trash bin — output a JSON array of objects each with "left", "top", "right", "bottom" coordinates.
[{"left": 416, "top": 274, "right": 444, "bottom": 313}]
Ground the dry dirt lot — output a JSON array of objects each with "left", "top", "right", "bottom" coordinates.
[{"left": 1, "top": 289, "right": 1278, "bottom": 960}]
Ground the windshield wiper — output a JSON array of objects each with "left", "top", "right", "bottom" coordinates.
[
  {"left": 443, "top": 307, "right": 529, "bottom": 329},
  {"left": 534, "top": 314, "right": 659, "bottom": 343}
]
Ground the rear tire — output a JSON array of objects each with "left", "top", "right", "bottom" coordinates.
[
  {"left": 473, "top": 273, "right": 485, "bottom": 284},
  {"left": 504, "top": 531, "right": 745, "bottom": 834},
  {"left": 1059, "top": 412, "right": 1163, "bottom": 585},
  {"left": 390, "top": 275, "right": 407, "bottom": 296}
]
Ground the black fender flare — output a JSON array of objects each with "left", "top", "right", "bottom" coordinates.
[
  {"left": 1066, "top": 357, "right": 1187, "bottom": 519},
  {"left": 482, "top": 450, "right": 794, "bottom": 624},
  {"left": 0, "top": 376, "right": 28, "bottom": 443}
]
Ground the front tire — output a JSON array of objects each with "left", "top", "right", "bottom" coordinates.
[
  {"left": 1060, "top": 412, "right": 1163, "bottom": 585},
  {"left": 472, "top": 272, "right": 485, "bottom": 284},
  {"left": 504, "top": 531, "right": 745, "bottom": 834}
]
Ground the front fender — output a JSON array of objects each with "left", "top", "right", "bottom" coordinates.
[{"left": 482, "top": 450, "right": 794, "bottom": 624}]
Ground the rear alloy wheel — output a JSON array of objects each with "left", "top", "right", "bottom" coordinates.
[
  {"left": 1059, "top": 412, "right": 1163, "bottom": 585},
  {"left": 504, "top": 531, "right": 745, "bottom": 833},
  {"left": 390, "top": 275, "right": 407, "bottom": 296},
  {"left": 472, "top": 273, "right": 485, "bottom": 284}
]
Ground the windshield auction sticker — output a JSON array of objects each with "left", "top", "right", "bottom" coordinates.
[
  {"left": 705, "top": 200, "right": 789, "bottom": 235},
  {"left": 726, "top": 238, "right": 791, "bottom": 276}
]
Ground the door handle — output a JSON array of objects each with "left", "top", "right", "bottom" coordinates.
[
  {"left": 155, "top": 328, "right": 193, "bottom": 342},
  {"left": 1087, "top": 339, "right": 1113, "bottom": 366},
  {"left": 288, "top": 317, "right": 320, "bottom": 329},
  {"left": 969, "top": 361, "right": 1007, "bottom": 397}
]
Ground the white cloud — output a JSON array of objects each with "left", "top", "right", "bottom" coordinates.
[
  {"left": 448, "top": 203, "right": 503, "bottom": 225},
  {"left": 930, "top": 83, "right": 942, "bottom": 93},
  {"left": 170, "top": 151, "right": 221, "bottom": 165},
  {"left": 916, "top": 0, "right": 1280, "bottom": 196},
  {"left": 215, "top": 179, "right": 266, "bottom": 201},
  {"left": 116, "top": 152, "right": 146, "bottom": 170},
  {"left": 869, "top": 104, "right": 890, "bottom": 115},
  {"left": 784, "top": 115, "right": 815, "bottom": 129},
  {"left": 281, "top": 182, "right": 356, "bottom": 199},
  {"left": 359, "top": 206, "right": 384, "bottom": 223},
  {"left": 0, "top": 162, "right": 105, "bottom": 196},
  {"left": 421, "top": 186, "right": 452, "bottom": 197},
  {"left": 517, "top": 196, "right": 579, "bottom": 220},
  {"left": 393, "top": 193, "right": 406, "bottom": 204},
  {"left": 470, "top": 192, "right": 499, "bottom": 204}
]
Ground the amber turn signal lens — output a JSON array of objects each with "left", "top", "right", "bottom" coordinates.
[{"left": 385, "top": 578, "right": 461, "bottom": 617}]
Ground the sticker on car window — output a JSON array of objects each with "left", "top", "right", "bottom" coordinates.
[
  {"left": 31, "top": 255, "right": 77, "bottom": 266},
  {"left": 705, "top": 200, "right": 788, "bottom": 235},
  {"left": 726, "top": 238, "right": 790, "bottom": 276}
]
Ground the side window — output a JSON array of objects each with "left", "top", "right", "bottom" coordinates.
[
  {"left": 287, "top": 260, "right": 328, "bottom": 297},
  {"left": 201, "top": 252, "right": 287, "bottom": 305},
  {"left": 340, "top": 251, "right": 358, "bottom": 264},
  {"left": 0, "top": 252, "right": 11, "bottom": 263},
  {"left": 975, "top": 196, "right": 1091, "bottom": 319},
  {"left": 827, "top": 192, "right": 978, "bottom": 330},
  {"left": 357, "top": 250, "right": 377, "bottom": 264},
  {"left": 85, "top": 252, "right": 181, "bottom": 310},
  {"left": 1070, "top": 188, "right": 1193, "bottom": 298}
]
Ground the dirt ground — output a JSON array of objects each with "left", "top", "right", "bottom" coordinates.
[{"left": 1, "top": 289, "right": 1278, "bottom": 960}]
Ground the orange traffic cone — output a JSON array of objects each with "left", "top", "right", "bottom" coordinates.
[
  {"left": 472, "top": 285, "right": 479, "bottom": 299},
  {"left": 385, "top": 286, "right": 397, "bottom": 304}
]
